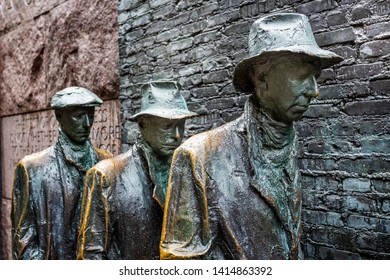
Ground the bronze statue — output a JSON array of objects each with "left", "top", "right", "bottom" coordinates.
[
  {"left": 11, "top": 87, "right": 112, "bottom": 260},
  {"left": 160, "top": 13, "right": 343, "bottom": 260},
  {"left": 77, "top": 81, "right": 197, "bottom": 259}
]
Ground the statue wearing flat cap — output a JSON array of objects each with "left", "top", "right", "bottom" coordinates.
[
  {"left": 77, "top": 81, "right": 197, "bottom": 259},
  {"left": 11, "top": 87, "right": 112, "bottom": 260},
  {"left": 161, "top": 13, "right": 343, "bottom": 260}
]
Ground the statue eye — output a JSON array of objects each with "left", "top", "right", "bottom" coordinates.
[
  {"left": 162, "top": 124, "right": 173, "bottom": 130},
  {"left": 293, "top": 72, "right": 309, "bottom": 80}
]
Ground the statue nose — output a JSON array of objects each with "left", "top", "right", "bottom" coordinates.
[
  {"left": 84, "top": 115, "right": 91, "bottom": 127},
  {"left": 305, "top": 77, "right": 319, "bottom": 98},
  {"left": 174, "top": 126, "right": 180, "bottom": 140}
]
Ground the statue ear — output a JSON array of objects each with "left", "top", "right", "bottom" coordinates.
[
  {"left": 138, "top": 118, "right": 145, "bottom": 130},
  {"left": 262, "top": 74, "right": 269, "bottom": 92},
  {"left": 55, "top": 110, "right": 63, "bottom": 122},
  {"left": 249, "top": 63, "right": 269, "bottom": 93}
]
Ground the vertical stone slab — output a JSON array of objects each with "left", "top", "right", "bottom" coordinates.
[
  {"left": 0, "top": 0, "right": 119, "bottom": 259},
  {"left": 89, "top": 100, "right": 122, "bottom": 156},
  {"left": 0, "top": 0, "right": 119, "bottom": 116},
  {"left": 0, "top": 15, "right": 48, "bottom": 116},
  {"left": 44, "top": 0, "right": 119, "bottom": 102},
  {"left": 0, "top": 99, "right": 121, "bottom": 259},
  {"left": 0, "top": 119, "right": 2, "bottom": 259},
  {"left": 1, "top": 198, "right": 11, "bottom": 260},
  {"left": 0, "top": 0, "right": 68, "bottom": 31}
]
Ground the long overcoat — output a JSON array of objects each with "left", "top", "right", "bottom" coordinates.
[
  {"left": 77, "top": 143, "right": 163, "bottom": 260},
  {"left": 161, "top": 100, "right": 303, "bottom": 260},
  {"left": 12, "top": 138, "right": 111, "bottom": 259}
]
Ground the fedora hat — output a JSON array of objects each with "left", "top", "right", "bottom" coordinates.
[
  {"left": 129, "top": 81, "right": 197, "bottom": 121},
  {"left": 51, "top": 86, "right": 103, "bottom": 109},
  {"left": 233, "top": 13, "right": 343, "bottom": 93}
]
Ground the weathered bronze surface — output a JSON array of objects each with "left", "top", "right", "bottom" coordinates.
[
  {"left": 160, "top": 13, "right": 343, "bottom": 260},
  {"left": 77, "top": 81, "right": 196, "bottom": 259},
  {"left": 11, "top": 87, "right": 112, "bottom": 260}
]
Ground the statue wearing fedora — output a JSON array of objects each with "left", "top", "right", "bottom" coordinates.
[
  {"left": 160, "top": 13, "right": 343, "bottom": 260},
  {"left": 77, "top": 81, "right": 197, "bottom": 259},
  {"left": 12, "top": 87, "right": 112, "bottom": 259}
]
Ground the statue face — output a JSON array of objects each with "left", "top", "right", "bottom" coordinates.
[
  {"left": 56, "top": 107, "right": 95, "bottom": 144},
  {"left": 139, "top": 116, "right": 185, "bottom": 157},
  {"left": 252, "top": 56, "right": 321, "bottom": 124}
]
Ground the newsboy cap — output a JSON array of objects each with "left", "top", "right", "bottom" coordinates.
[
  {"left": 50, "top": 87, "right": 103, "bottom": 109},
  {"left": 233, "top": 13, "right": 343, "bottom": 93},
  {"left": 129, "top": 81, "right": 197, "bottom": 121}
]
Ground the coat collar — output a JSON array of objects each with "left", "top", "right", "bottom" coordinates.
[
  {"left": 56, "top": 129, "right": 97, "bottom": 173},
  {"left": 137, "top": 141, "right": 171, "bottom": 209},
  {"left": 244, "top": 99, "right": 302, "bottom": 259}
]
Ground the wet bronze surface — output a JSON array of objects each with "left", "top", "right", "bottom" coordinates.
[
  {"left": 77, "top": 81, "right": 196, "bottom": 259},
  {"left": 10, "top": 87, "right": 114, "bottom": 259},
  {"left": 161, "top": 13, "right": 343, "bottom": 260}
]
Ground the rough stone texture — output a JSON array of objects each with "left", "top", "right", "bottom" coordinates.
[
  {"left": 44, "top": 0, "right": 119, "bottom": 103},
  {"left": 0, "top": 0, "right": 120, "bottom": 259},
  {"left": 0, "top": 0, "right": 119, "bottom": 117},
  {"left": 119, "top": 0, "right": 390, "bottom": 259},
  {"left": 0, "top": 0, "right": 68, "bottom": 32},
  {"left": 0, "top": 15, "right": 47, "bottom": 116},
  {"left": 1, "top": 198, "right": 11, "bottom": 261}
]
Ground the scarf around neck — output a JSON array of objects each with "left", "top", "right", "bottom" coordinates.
[
  {"left": 56, "top": 129, "right": 96, "bottom": 173},
  {"left": 139, "top": 141, "right": 172, "bottom": 209},
  {"left": 245, "top": 98, "right": 302, "bottom": 259}
]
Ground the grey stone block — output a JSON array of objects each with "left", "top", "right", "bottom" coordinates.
[
  {"left": 360, "top": 40, "right": 390, "bottom": 58},
  {"left": 169, "top": 38, "right": 194, "bottom": 51},
  {"left": 351, "top": 6, "right": 372, "bottom": 21},
  {"left": 370, "top": 79, "right": 390, "bottom": 96},
  {"left": 367, "top": 21, "right": 390, "bottom": 38},
  {"left": 297, "top": 0, "right": 337, "bottom": 14},
  {"left": 343, "top": 178, "right": 371, "bottom": 192},
  {"left": 344, "top": 99, "right": 390, "bottom": 116},
  {"left": 149, "top": 0, "right": 171, "bottom": 9},
  {"left": 338, "top": 63, "right": 384, "bottom": 80},
  {"left": 327, "top": 11, "right": 348, "bottom": 26},
  {"left": 315, "top": 27, "right": 355, "bottom": 46},
  {"left": 318, "top": 246, "right": 361, "bottom": 260}
]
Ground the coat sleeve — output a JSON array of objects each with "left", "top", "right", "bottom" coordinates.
[
  {"left": 160, "top": 146, "right": 212, "bottom": 259},
  {"left": 77, "top": 167, "right": 113, "bottom": 260},
  {"left": 12, "top": 162, "right": 44, "bottom": 260}
]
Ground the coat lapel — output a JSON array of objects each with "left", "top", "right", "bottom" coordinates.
[{"left": 245, "top": 101, "right": 302, "bottom": 258}]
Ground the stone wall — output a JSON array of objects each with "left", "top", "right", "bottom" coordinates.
[
  {"left": 0, "top": 0, "right": 120, "bottom": 259},
  {"left": 119, "top": 0, "right": 390, "bottom": 259},
  {"left": 0, "top": 0, "right": 119, "bottom": 117}
]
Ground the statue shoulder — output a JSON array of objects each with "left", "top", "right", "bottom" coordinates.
[
  {"left": 17, "top": 146, "right": 56, "bottom": 170},
  {"left": 178, "top": 115, "right": 245, "bottom": 155},
  {"left": 89, "top": 149, "right": 133, "bottom": 178},
  {"left": 93, "top": 146, "right": 113, "bottom": 160}
]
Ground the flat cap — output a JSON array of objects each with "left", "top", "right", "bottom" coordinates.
[{"left": 50, "top": 87, "right": 103, "bottom": 109}]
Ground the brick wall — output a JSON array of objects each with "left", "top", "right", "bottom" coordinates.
[{"left": 118, "top": 0, "right": 390, "bottom": 259}]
